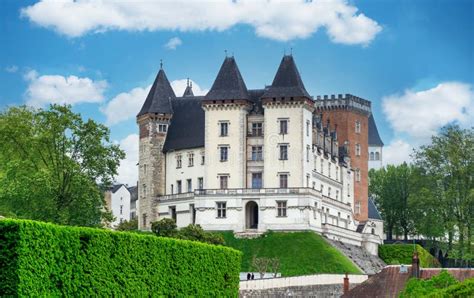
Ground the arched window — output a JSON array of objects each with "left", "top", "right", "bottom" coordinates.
[
  {"left": 375, "top": 152, "right": 380, "bottom": 160},
  {"left": 370, "top": 152, "right": 375, "bottom": 160}
]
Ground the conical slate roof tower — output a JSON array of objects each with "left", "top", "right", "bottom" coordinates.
[
  {"left": 205, "top": 56, "right": 249, "bottom": 101},
  {"left": 263, "top": 55, "right": 311, "bottom": 99},
  {"left": 137, "top": 67, "right": 175, "bottom": 116}
]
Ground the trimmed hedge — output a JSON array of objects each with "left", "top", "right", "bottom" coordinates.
[
  {"left": 379, "top": 244, "right": 440, "bottom": 267},
  {"left": 0, "top": 219, "right": 241, "bottom": 296}
]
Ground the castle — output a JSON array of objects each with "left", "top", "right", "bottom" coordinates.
[{"left": 137, "top": 55, "right": 383, "bottom": 254}]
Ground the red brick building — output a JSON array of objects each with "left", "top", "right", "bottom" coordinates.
[{"left": 315, "top": 94, "right": 372, "bottom": 222}]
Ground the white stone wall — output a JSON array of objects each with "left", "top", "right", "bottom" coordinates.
[
  {"left": 110, "top": 185, "right": 131, "bottom": 228},
  {"left": 203, "top": 104, "right": 248, "bottom": 189},
  {"left": 368, "top": 145, "right": 383, "bottom": 170},
  {"left": 239, "top": 273, "right": 368, "bottom": 290},
  {"left": 165, "top": 148, "right": 205, "bottom": 194},
  {"left": 263, "top": 103, "right": 307, "bottom": 188}
]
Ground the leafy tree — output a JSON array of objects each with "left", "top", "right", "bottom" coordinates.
[
  {"left": 369, "top": 163, "right": 416, "bottom": 240},
  {"left": 414, "top": 125, "right": 474, "bottom": 262},
  {"left": 116, "top": 218, "right": 138, "bottom": 231},
  {"left": 177, "top": 224, "right": 225, "bottom": 245},
  {"left": 400, "top": 270, "right": 459, "bottom": 297},
  {"left": 0, "top": 105, "right": 124, "bottom": 227}
]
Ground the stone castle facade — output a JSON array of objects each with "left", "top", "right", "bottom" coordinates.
[{"left": 136, "top": 55, "right": 383, "bottom": 253}]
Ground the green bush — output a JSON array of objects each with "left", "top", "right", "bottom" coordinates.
[
  {"left": 400, "top": 270, "right": 459, "bottom": 297},
  {"left": 178, "top": 224, "right": 225, "bottom": 245},
  {"left": 0, "top": 219, "right": 241, "bottom": 296},
  {"left": 151, "top": 217, "right": 177, "bottom": 237},
  {"left": 428, "top": 277, "right": 474, "bottom": 298},
  {"left": 379, "top": 244, "right": 440, "bottom": 267}
]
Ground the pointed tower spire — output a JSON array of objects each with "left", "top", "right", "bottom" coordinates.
[
  {"left": 205, "top": 56, "right": 249, "bottom": 101},
  {"left": 138, "top": 68, "right": 175, "bottom": 116},
  {"left": 262, "top": 55, "right": 311, "bottom": 99},
  {"left": 182, "top": 78, "right": 194, "bottom": 97}
]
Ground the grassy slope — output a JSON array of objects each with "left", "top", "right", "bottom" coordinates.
[
  {"left": 220, "top": 231, "right": 361, "bottom": 276},
  {"left": 379, "top": 244, "right": 440, "bottom": 268}
]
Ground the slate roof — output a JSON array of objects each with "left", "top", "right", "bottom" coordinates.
[
  {"left": 262, "top": 55, "right": 311, "bottom": 99},
  {"left": 110, "top": 184, "right": 124, "bottom": 193},
  {"left": 368, "top": 197, "right": 383, "bottom": 220},
  {"left": 137, "top": 69, "right": 175, "bottom": 116},
  {"left": 368, "top": 114, "right": 384, "bottom": 146},
  {"left": 183, "top": 85, "right": 194, "bottom": 97},
  {"left": 162, "top": 96, "right": 205, "bottom": 152},
  {"left": 205, "top": 57, "right": 250, "bottom": 101},
  {"left": 128, "top": 186, "right": 138, "bottom": 202}
]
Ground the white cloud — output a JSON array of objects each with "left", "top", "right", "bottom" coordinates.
[
  {"left": 164, "top": 37, "right": 182, "bottom": 50},
  {"left": 115, "top": 134, "right": 139, "bottom": 186},
  {"left": 382, "top": 82, "right": 474, "bottom": 140},
  {"left": 383, "top": 139, "right": 413, "bottom": 166},
  {"left": 24, "top": 69, "right": 107, "bottom": 107},
  {"left": 5, "top": 65, "right": 19, "bottom": 73},
  {"left": 21, "top": 0, "right": 381, "bottom": 45},
  {"left": 102, "top": 79, "right": 207, "bottom": 126}
]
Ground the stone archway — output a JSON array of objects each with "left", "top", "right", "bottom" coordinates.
[{"left": 245, "top": 201, "right": 259, "bottom": 230}]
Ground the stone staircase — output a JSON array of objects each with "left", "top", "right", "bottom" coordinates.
[
  {"left": 234, "top": 230, "right": 263, "bottom": 239},
  {"left": 326, "top": 239, "right": 386, "bottom": 275}
]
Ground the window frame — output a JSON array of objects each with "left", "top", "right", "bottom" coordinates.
[
  {"left": 220, "top": 146, "right": 229, "bottom": 162},
  {"left": 276, "top": 201, "right": 287, "bottom": 217},
  {"left": 279, "top": 173, "right": 288, "bottom": 188},
  {"left": 219, "top": 175, "right": 229, "bottom": 189},
  {"left": 219, "top": 122, "right": 229, "bottom": 137},
  {"left": 251, "top": 146, "right": 263, "bottom": 161},
  {"left": 216, "top": 202, "right": 227, "bottom": 218},
  {"left": 279, "top": 119, "right": 288, "bottom": 135},
  {"left": 251, "top": 122, "right": 263, "bottom": 137},
  {"left": 279, "top": 144, "right": 288, "bottom": 160}
]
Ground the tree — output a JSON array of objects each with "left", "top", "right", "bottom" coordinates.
[
  {"left": 413, "top": 125, "right": 473, "bottom": 263},
  {"left": 0, "top": 105, "right": 124, "bottom": 227},
  {"left": 369, "top": 163, "right": 416, "bottom": 240},
  {"left": 116, "top": 218, "right": 138, "bottom": 231}
]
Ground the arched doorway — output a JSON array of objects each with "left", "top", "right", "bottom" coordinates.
[{"left": 246, "top": 201, "right": 259, "bottom": 229}]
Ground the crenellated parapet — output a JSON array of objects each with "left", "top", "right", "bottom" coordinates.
[{"left": 314, "top": 94, "right": 371, "bottom": 116}]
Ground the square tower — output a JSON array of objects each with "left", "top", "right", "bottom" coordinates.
[{"left": 315, "top": 94, "right": 371, "bottom": 222}]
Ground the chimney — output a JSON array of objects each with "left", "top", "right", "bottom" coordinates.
[
  {"left": 412, "top": 251, "right": 420, "bottom": 278},
  {"left": 343, "top": 272, "right": 349, "bottom": 295}
]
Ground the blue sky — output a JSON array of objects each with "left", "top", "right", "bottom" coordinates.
[{"left": 1, "top": 0, "right": 473, "bottom": 184}]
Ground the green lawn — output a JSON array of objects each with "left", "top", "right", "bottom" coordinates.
[{"left": 219, "top": 231, "right": 362, "bottom": 276}]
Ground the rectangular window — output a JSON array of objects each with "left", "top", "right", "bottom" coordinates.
[
  {"left": 171, "top": 184, "right": 174, "bottom": 194},
  {"left": 306, "top": 174, "right": 310, "bottom": 187},
  {"left": 201, "top": 154, "right": 205, "bottom": 165},
  {"left": 120, "top": 205, "right": 123, "bottom": 215},
  {"left": 279, "top": 144, "right": 288, "bottom": 160},
  {"left": 142, "top": 184, "right": 147, "bottom": 197},
  {"left": 306, "top": 120, "right": 310, "bottom": 136},
  {"left": 220, "top": 122, "right": 229, "bottom": 136},
  {"left": 336, "top": 190, "right": 339, "bottom": 201},
  {"left": 356, "top": 168, "right": 361, "bottom": 182},
  {"left": 277, "top": 201, "right": 287, "bottom": 217},
  {"left": 170, "top": 206, "right": 177, "bottom": 222},
  {"left": 306, "top": 145, "right": 310, "bottom": 162},
  {"left": 251, "top": 146, "right": 263, "bottom": 161},
  {"left": 314, "top": 202, "right": 318, "bottom": 219},
  {"left": 217, "top": 202, "right": 226, "bottom": 218},
  {"left": 220, "top": 146, "right": 228, "bottom": 162},
  {"left": 158, "top": 124, "right": 167, "bottom": 133},
  {"left": 312, "top": 182, "right": 316, "bottom": 189},
  {"left": 320, "top": 159, "right": 324, "bottom": 174},
  {"left": 176, "top": 155, "right": 182, "bottom": 168},
  {"left": 279, "top": 119, "right": 288, "bottom": 134},
  {"left": 328, "top": 163, "right": 332, "bottom": 178},
  {"left": 251, "top": 122, "right": 263, "bottom": 136},
  {"left": 355, "top": 202, "right": 361, "bottom": 215},
  {"left": 336, "top": 166, "right": 339, "bottom": 181},
  {"left": 355, "top": 120, "right": 361, "bottom": 133},
  {"left": 198, "top": 177, "right": 204, "bottom": 190},
  {"left": 142, "top": 213, "right": 147, "bottom": 227},
  {"left": 190, "top": 204, "right": 196, "bottom": 224},
  {"left": 219, "top": 175, "right": 228, "bottom": 189},
  {"left": 177, "top": 180, "right": 182, "bottom": 194},
  {"left": 188, "top": 153, "right": 194, "bottom": 167},
  {"left": 356, "top": 144, "right": 361, "bottom": 156},
  {"left": 252, "top": 172, "right": 262, "bottom": 189},
  {"left": 279, "top": 174, "right": 288, "bottom": 188},
  {"left": 328, "top": 187, "right": 332, "bottom": 198},
  {"left": 187, "top": 179, "right": 192, "bottom": 192},
  {"left": 144, "top": 164, "right": 147, "bottom": 175}
]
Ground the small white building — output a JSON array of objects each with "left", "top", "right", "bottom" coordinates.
[{"left": 105, "top": 184, "right": 131, "bottom": 228}]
